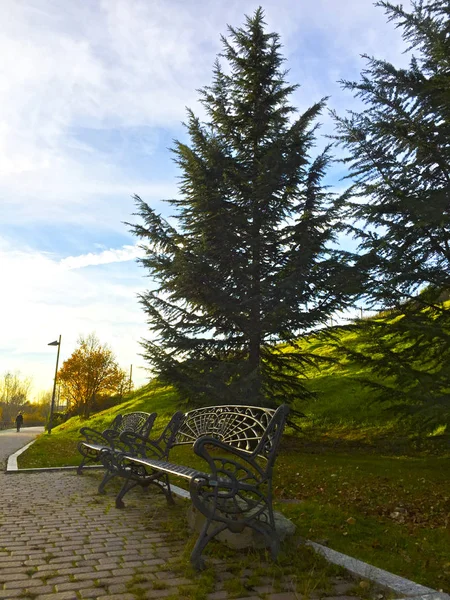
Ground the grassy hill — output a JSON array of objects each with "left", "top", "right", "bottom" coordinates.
[{"left": 19, "top": 327, "right": 450, "bottom": 592}]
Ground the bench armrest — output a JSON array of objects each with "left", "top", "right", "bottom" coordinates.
[
  {"left": 79, "top": 427, "right": 116, "bottom": 446},
  {"left": 193, "top": 435, "right": 267, "bottom": 487},
  {"left": 119, "top": 431, "right": 167, "bottom": 460},
  {"left": 190, "top": 436, "right": 270, "bottom": 524},
  {"left": 103, "top": 428, "right": 120, "bottom": 441},
  {"left": 193, "top": 436, "right": 264, "bottom": 470}
]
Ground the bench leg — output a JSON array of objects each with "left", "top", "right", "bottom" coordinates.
[
  {"left": 136, "top": 473, "right": 176, "bottom": 506},
  {"left": 115, "top": 478, "right": 139, "bottom": 509},
  {"left": 77, "top": 446, "right": 100, "bottom": 475},
  {"left": 114, "top": 471, "right": 176, "bottom": 509},
  {"left": 98, "top": 470, "right": 116, "bottom": 494},
  {"left": 246, "top": 519, "right": 280, "bottom": 560},
  {"left": 190, "top": 516, "right": 280, "bottom": 569},
  {"left": 190, "top": 518, "right": 228, "bottom": 571},
  {"left": 77, "top": 456, "right": 90, "bottom": 475},
  {"left": 154, "top": 474, "right": 175, "bottom": 505}
]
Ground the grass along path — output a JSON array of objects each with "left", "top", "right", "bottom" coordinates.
[
  {"left": 16, "top": 312, "right": 450, "bottom": 590},
  {"left": 18, "top": 418, "right": 450, "bottom": 592}
]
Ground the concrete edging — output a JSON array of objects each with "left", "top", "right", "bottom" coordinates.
[
  {"left": 6, "top": 441, "right": 450, "bottom": 600},
  {"left": 306, "top": 542, "right": 449, "bottom": 600},
  {"left": 5, "top": 439, "right": 103, "bottom": 473},
  {"left": 6, "top": 440, "right": 36, "bottom": 470}
]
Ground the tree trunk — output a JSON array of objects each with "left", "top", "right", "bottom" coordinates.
[{"left": 249, "top": 204, "right": 262, "bottom": 402}]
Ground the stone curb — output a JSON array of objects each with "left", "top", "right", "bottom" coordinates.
[
  {"left": 6, "top": 439, "right": 36, "bottom": 470},
  {"left": 306, "top": 543, "right": 449, "bottom": 600},
  {"left": 5, "top": 439, "right": 105, "bottom": 473},
  {"left": 6, "top": 440, "right": 450, "bottom": 600}
]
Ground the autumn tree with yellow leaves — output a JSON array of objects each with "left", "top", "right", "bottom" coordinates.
[{"left": 58, "top": 334, "right": 128, "bottom": 418}]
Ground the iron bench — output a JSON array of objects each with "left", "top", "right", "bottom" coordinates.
[
  {"left": 103, "top": 404, "right": 290, "bottom": 570},
  {"left": 97, "top": 410, "right": 185, "bottom": 495},
  {"left": 77, "top": 411, "right": 156, "bottom": 476}
]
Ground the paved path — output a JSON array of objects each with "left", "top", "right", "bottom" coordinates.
[
  {"left": 0, "top": 427, "right": 45, "bottom": 468},
  {"left": 0, "top": 435, "right": 369, "bottom": 600}
]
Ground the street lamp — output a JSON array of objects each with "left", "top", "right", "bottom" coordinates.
[{"left": 48, "top": 335, "right": 61, "bottom": 434}]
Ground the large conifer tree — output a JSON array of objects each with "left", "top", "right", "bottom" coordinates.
[
  {"left": 130, "top": 9, "right": 353, "bottom": 406},
  {"left": 334, "top": 1, "right": 450, "bottom": 418}
]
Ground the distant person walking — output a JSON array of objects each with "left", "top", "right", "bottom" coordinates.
[{"left": 15, "top": 412, "right": 24, "bottom": 432}]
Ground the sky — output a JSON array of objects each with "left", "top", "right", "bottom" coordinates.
[{"left": 0, "top": 0, "right": 411, "bottom": 399}]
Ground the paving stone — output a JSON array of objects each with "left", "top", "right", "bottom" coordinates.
[
  {"left": 253, "top": 585, "right": 276, "bottom": 593},
  {"left": 333, "top": 583, "right": 358, "bottom": 595},
  {"left": 264, "top": 594, "right": 300, "bottom": 600},
  {"left": 96, "top": 594, "right": 136, "bottom": 600},
  {"left": 107, "top": 583, "right": 128, "bottom": 594},
  {"left": 97, "top": 574, "right": 140, "bottom": 587},
  {"left": 56, "top": 580, "right": 97, "bottom": 592},
  {"left": 0, "top": 560, "right": 29, "bottom": 568},
  {"left": 4, "top": 577, "right": 50, "bottom": 589},
  {"left": 0, "top": 464, "right": 374, "bottom": 600},
  {"left": 110, "top": 567, "right": 135, "bottom": 577},
  {"left": 130, "top": 589, "right": 174, "bottom": 598},
  {"left": 27, "top": 584, "right": 54, "bottom": 594},
  {"left": 1, "top": 566, "right": 34, "bottom": 576},
  {"left": 323, "top": 597, "right": 361, "bottom": 600},
  {"left": 42, "top": 575, "right": 72, "bottom": 585},
  {"left": 0, "top": 573, "right": 35, "bottom": 582},
  {"left": 73, "top": 569, "right": 112, "bottom": 580},
  {"left": 119, "top": 559, "right": 145, "bottom": 568},
  {"left": 48, "top": 566, "right": 95, "bottom": 577},
  {"left": 35, "top": 592, "right": 78, "bottom": 600},
  {"left": 158, "top": 576, "right": 193, "bottom": 586},
  {"left": 79, "top": 586, "right": 108, "bottom": 598},
  {"left": 0, "top": 590, "right": 27, "bottom": 598}
]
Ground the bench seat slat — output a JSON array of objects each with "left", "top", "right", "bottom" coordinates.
[
  {"left": 125, "top": 455, "right": 209, "bottom": 481},
  {"left": 81, "top": 442, "right": 110, "bottom": 452}
]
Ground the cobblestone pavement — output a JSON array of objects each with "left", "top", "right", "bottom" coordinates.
[{"left": 0, "top": 466, "right": 372, "bottom": 599}]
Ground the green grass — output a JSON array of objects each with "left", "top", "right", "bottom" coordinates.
[
  {"left": 19, "top": 383, "right": 182, "bottom": 468},
  {"left": 274, "top": 450, "right": 450, "bottom": 590},
  {"left": 18, "top": 354, "right": 450, "bottom": 592}
]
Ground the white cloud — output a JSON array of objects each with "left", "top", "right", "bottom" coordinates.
[
  {"left": 60, "top": 245, "right": 145, "bottom": 270},
  {"left": 0, "top": 0, "right": 411, "bottom": 179},
  {"left": 0, "top": 241, "right": 149, "bottom": 395}
]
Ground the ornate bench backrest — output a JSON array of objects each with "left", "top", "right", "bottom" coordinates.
[
  {"left": 156, "top": 411, "right": 185, "bottom": 448},
  {"left": 254, "top": 404, "right": 290, "bottom": 465},
  {"left": 174, "top": 405, "right": 280, "bottom": 456},
  {"left": 111, "top": 412, "right": 156, "bottom": 439}
]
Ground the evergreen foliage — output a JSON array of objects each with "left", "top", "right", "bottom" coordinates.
[
  {"left": 333, "top": 0, "right": 450, "bottom": 414},
  {"left": 130, "top": 9, "right": 354, "bottom": 406}
]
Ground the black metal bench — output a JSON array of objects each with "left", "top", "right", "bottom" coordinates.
[
  {"left": 77, "top": 411, "right": 156, "bottom": 476},
  {"left": 102, "top": 404, "right": 290, "bottom": 569},
  {"left": 97, "top": 410, "right": 185, "bottom": 495}
]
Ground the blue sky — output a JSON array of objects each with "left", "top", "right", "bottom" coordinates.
[{"left": 0, "top": 0, "right": 410, "bottom": 397}]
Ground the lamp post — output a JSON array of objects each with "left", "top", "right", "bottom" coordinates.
[{"left": 48, "top": 335, "right": 61, "bottom": 434}]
